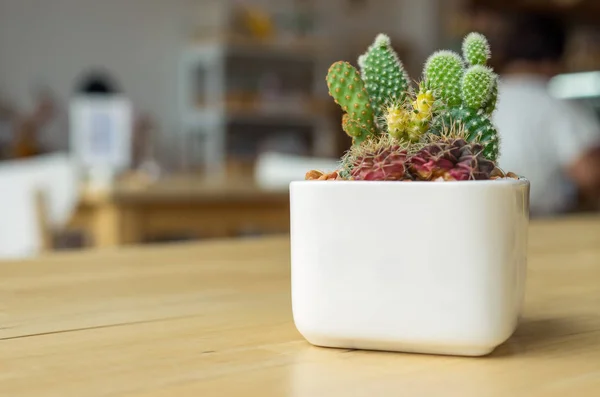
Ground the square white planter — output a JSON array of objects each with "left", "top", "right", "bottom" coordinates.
[{"left": 290, "top": 179, "right": 530, "bottom": 356}]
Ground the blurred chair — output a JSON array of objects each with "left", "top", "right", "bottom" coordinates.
[
  {"left": 254, "top": 151, "right": 340, "bottom": 189},
  {"left": 0, "top": 153, "right": 79, "bottom": 259}
]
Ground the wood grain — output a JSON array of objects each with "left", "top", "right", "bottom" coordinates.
[{"left": 2, "top": 214, "right": 600, "bottom": 396}]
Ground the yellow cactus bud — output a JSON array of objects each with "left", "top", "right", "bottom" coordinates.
[
  {"left": 385, "top": 105, "right": 410, "bottom": 140},
  {"left": 412, "top": 90, "right": 434, "bottom": 121},
  {"left": 407, "top": 112, "right": 427, "bottom": 142}
]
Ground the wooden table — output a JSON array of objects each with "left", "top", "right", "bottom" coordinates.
[
  {"left": 68, "top": 173, "right": 290, "bottom": 248},
  {"left": 3, "top": 214, "right": 600, "bottom": 396}
]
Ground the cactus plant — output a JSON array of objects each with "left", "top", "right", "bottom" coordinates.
[
  {"left": 382, "top": 102, "right": 427, "bottom": 143},
  {"left": 342, "top": 113, "right": 364, "bottom": 139},
  {"left": 358, "top": 34, "right": 411, "bottom": 129},
  {"left": 462, "top": 32, "right": 491, "bottom": 66},
  {"left": 462, "top": 65, "right": 495, "bottom": 109},
  {"left": 380, "top": 84, "right": 434, "bottom": 143},
  {"left": 407, "top": 114, "right": 427, "bottom": 142},
  {"left": 340, "top": 136, "right": 410, "bottom": 181},
  {"left": 432, "top": 106, "right": 500, "bottom": 161},
  {"left": 460, "top": 32, "right": 498, "bottom": 114},
  {"left": 408, "top": 138, "right": 495, "bottom": 181},
  {"left": 384, "top": 103, "right": 411, "bottom": 141},
  {"left": 483, "top": 75, "right": 499, "bottom": 116},
  {"left": 326, "top": 61, "right": 377, "bottom": 143},
  {"left": 425, "top": 41, "right": 500, "bottom": 160},
  {"left": 309, "top": 31, "right": 515, "bottom": 182},
  {"left": 412, "top": 87, "right": 435, "bottom": 122},
  {"left": 408, "top": 87, "right": 436, "bottom": 140},
  {"left": 424, "top": 50, "right": 465, "bottom": 107}
]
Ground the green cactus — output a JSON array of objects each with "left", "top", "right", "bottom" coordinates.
[
  {"left": 326, "top": 61, "right": 377, "bottom": 143},
  {"left": 342, "top": 113, "right": 367, "bottom": 142},
  {"left": 462, "top": 65, "right": 495, "bottom": 109},
  {"left": 432, "top": 106, "right": 500, "bottom": 161},
  {"left": 313, "top": 31, "right": 511, "bottom": 182},
  {"left": 483, "top": 75, "right": 498, "bottom": 116},
  {"left": 462, "top": 32, "right": 491, "bottom": 66},
  {"left": 358, "top": 33, "right": 411, "bottom": 128},
  {"left": 424, "top": 50, "right": 465, "bottom": 107},
  {"left": 427, "top": 32, "right": 500, "bottom": 160}
]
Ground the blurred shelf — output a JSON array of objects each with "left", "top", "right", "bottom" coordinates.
[
  {"left": 185, "top": 95, "right": 330, "bottom": 126},
  {"left": 187, "top": 34, "right": 327, "bottom": 60},
  {"left": 183, "top": 109, "right": 326, "bottom": 127},
  {"left": 177, "top": 33, "right": 335, "bottom": 174}
]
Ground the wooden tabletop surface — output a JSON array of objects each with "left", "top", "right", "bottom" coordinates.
[{"left": 2, "top": 214, "right": 600, "bottom": 396}]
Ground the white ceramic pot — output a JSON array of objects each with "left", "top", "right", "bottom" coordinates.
[{"left": 290, "top": 179, "right": 530, "bottom": 356}]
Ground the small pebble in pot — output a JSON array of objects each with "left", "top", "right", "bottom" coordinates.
[{"left": 305, "top": 170, "right": 324, "bottom": 180}]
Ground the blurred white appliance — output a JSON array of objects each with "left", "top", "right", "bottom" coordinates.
[
  {"left": 0, "top": 153, "right": 79, "bottom": 259},
  {"left": 69, "top": 96, "right": 133, "bottom": 182},
  {"left": 254, "top": 151, "right": 340, "bottom": 190}
]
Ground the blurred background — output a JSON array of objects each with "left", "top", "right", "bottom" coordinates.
[{"left": 0, "top": 0, "right": 599, "bottom": 259}]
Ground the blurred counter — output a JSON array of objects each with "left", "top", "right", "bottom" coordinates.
[{"left": 67, "top": 171, "right": 290, "bottom": 248}]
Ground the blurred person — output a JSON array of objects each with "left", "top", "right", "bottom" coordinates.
[
  {"left": 494, "top": 14, "right": 600, "bottom": 216},
  {"left": 75, "top": 69, "right": 121, "bottom": 95}
]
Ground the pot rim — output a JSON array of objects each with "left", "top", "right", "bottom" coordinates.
[{"left": 290, "top": 177, "right": 530, "bottom": 187}]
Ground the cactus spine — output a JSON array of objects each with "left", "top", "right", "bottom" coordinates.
[
  {"left": 326, "top": 61, "right": 377, "bottom": 144},
  {"left": 358, "top": 34, "right": 411, "bottom": 129}
]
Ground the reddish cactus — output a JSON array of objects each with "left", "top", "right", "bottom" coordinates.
[
  {"left": 408, "top": 138, "right": 494, "bottom": 181},
  {"left": 343, "top": 138, "right": 409, "bottom": 181}
]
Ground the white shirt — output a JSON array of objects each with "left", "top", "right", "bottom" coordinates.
[{"left": 493, "top": 74, "right": 600, "bottom": 216}]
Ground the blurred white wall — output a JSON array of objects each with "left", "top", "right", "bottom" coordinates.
[
  {"left": 0, "top": 0, "right": 198, "bottom": 166},
  {"left": 0, "top": 0, "right": 443, "bottom": 166}
]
